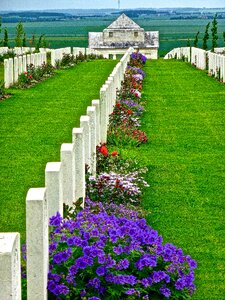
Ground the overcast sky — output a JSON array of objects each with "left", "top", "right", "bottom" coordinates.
[{"left": 1, "top": 0, "right": 225, "bottom": 11}]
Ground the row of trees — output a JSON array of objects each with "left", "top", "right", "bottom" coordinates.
[
  {"left": 191, "top": 14, "right": 225, "bottom": 51},
  {"left": 0, "top": 17, "right": 47, "bottom": 50}
]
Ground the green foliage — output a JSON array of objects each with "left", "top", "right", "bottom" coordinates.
[
  {"left": 193, "top": 31, "right": 200, "bottom": 47},
  {"left": 16, "top": 63, "right": 55, "bottom": 88},
  {"left": 223, "top": 31, "right": 225, "bottom": 46},
  {"left": 35, "top": 34, "right": 46, "bottom": 50},
  {"left": 15, "top": 21, "right": 24, "bottom": 47},
  {"left": 202, "top": 22, "right": 210, "bottom": 50},
  {"left": 0, "top": 80, "right": 6, "bottom": 98},
  {"left": 60, "top": 53, "right": 76, "bottom": 67},
  {"left": 3, "top": 28, "right": 9, "bottom": 47},
  {"left": 211, "top": 14, "right": 218, "bottom": 51},
  {"left": 187, "top": 39, "right": 191, "bottom": 47},
  {"left": 29, "top": 34, "right": 36, "bottom": 47},
  {"left": 22, "top": 32, "right": 26, "bottom": 47}
]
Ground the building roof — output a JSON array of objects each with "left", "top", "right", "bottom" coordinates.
[{"left": 106, "top": 13, "right": 141, "bottom": 30}]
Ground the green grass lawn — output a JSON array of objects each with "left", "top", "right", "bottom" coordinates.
[
  {"left": 124, "top": 59, "right": 225, "bottom": 299},
  {"left": 0, "top": 59, "right": 117, "bottom": 241}
]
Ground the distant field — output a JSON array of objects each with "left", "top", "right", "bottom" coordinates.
[{"left": 2, "top": 17, "right": 225, "bottom": 56}]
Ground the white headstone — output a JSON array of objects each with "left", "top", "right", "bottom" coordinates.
[
  {"left": 99, "top": 87, "right": 107, "bottom": 143},
  {"left": 80, "top": 116, "right": 91, "bottom": 167},
  {"left": 14, "top": 57, "right": 19, "bottom": 83},
  {"left": 92, "top": 100, "right": 101, "bottom": 145},
  {"left": 60, "top": 143, "right": 74, "bottom": 207},
  {"left": 87, "top": 106, "right": 97, "bottom": 175},
  {"left": 8, "top": 58, "right": 14, "bottom": 86},
  {"left": 45, "top": 162, "right": 63, "bottom": 219},
  {"left": 4, "top": 59, "right": 10, "bottom": 88},
  {"left": 0, "top": 232, "right": 21, "bottom": 300},
  {"left": 30, "top": 53, "right": 35, "bottom": 66},
  {"left": 22, "top": 55, "right": 27, "bottom": 72},
  {"left": 18, "top": 56, "right": 23, "bottom": 75},
  {"left": 26, "top": 188, "right": 48, "bottom": 300},
  {"left": 72, "top": 128, "right": 85, "bottom": 205},
  {"left": 26, "top": 54, "right": 31, "bottom": 67}
]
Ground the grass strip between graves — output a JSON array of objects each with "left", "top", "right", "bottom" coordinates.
[
  {"left": 0, "top": 59, "right": 117, "bottom": 241},
  {"left": 118, "top": 59, "right": 225, "bottom": 299}
]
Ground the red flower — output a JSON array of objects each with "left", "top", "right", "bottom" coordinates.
[
  {"left": 116, "top": 103, "right": 121, "bottom": 108},
  {"left": 100, "top": 145, "right": 108, "bottom": 156},
  {"left": 127, "top": 110, "right": 132, "bottom": 115},
  {"left": 111, "top": 151, "right": 118, "bottom": 157}
]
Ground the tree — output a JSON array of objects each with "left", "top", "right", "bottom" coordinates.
[
  {"left": 223, "top": 31, "right": 225, "bottom": 46},
  {"left": 202, "top": 22, "right": 210, "bottom": 50},
  {"left": 22, "top": 32, "right": 26, "bottom": 47},
  {"left": 187, "top": 39, "right": 191, "bottom": 47},
  {"left": 3, "top": 28, "right": 8, "bottom": 47},
  {"left": 15, "top": 22, "right": 24, "bottom": 47},
  {"left": 193, "top": 31, "right": 200, "bottom": 48},
  {"left": 36, "top": 34, "right": 45, "bottom": 50},
  {"left": 211, "top": 14, "right": 218, "bottom": 52},
  {"left": 29, "top": 34, "right": 36, "bottom": 47}
]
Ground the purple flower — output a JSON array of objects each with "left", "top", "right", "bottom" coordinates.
[
  {"left": 88, "top": 277, "right": 101, "bottom": 289},
  {"left": 125, "top": 289, "right": 140, "bottom": 297},
  {"left": 75, "top": 257, "right": 88, "bottom": 269},
  {"left": 58, "top": 284, "right": 69, "bottom": 295},
  {"left": 113, "top": 245, "right": 123, "bottom": 255},
  {"left": 96, "top": 266, "right": 106, "bottom": 276},
  {"left": 49, "top": 211, "right": 62, "bottom": 226},
  {"left": 159, "top": 285, "right": 171, "bottom": 298}
]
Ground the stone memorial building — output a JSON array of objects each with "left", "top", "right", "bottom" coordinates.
[{"left": 89, "top": 13, "right": 159, "bottom": 59}]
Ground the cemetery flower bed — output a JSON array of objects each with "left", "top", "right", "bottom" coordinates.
[
  {"left": 56, "top": 52, "right": 105, "bottom": 68},
  {"left": 22, "top": 52, "right": 197, "bottom": 299},
  {"left": 16, "top": 62, "right": 55, "bottom": 89},
  {"left": 47, "top": 52, "right": 197, "bottom": 299}
]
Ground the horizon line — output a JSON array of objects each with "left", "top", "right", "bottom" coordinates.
[{"left": 1, "top": 7, "right": 225, "bottom": 12}]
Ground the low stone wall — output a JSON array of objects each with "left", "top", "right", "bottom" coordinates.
[
  {"left": 0, "top": 47, "right": 134, "bottom": 299},
  {"left": 4, "top": 52, "right": 47, "bottom": 88},
  {"left": 0, "top": 47, "right": 36, "bottom": 56}
]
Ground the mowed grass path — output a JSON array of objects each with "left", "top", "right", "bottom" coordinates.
[
  {"left": 138, "top": 60, "right": 225, "bottom": 299},
  {"left": 0, "top": 60, "right": 117, "bottom": 241}
]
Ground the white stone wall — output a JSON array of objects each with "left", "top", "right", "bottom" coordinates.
[
  {"left": 191, "top": 47, "right": 207, "bottom": 70},
  {"left": 51, "top": 47, "right": 71, "bottom": 66},
  {"left": 164, "top": 47, "right": 191, "bottom": 62},
  {"left": 3, "top": 51, "right": 48, "bottom": 88},
  {"left": 208, "top": 51, "right": 225, "bottom": 82},
  {"left": 0, "top": 233, "right": 21, "bottom": 300}
]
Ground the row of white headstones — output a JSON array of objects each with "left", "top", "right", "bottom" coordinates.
[
  {"left": 3, "top": 47, "right": 116, "bottom": 88},
  {"left": 0, "top": 47, "right": 134, "bottom": 300},
  {"left": 164, "top": 46, "right": 225, "bottom": 83}
]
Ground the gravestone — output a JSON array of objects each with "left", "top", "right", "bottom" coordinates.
[{"left": 0, "top": 232, "right": 21, "bottom": 300}]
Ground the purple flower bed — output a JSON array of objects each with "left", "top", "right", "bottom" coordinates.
[{"left": 48, "top": 203, "right": 197, "bottom": 299}]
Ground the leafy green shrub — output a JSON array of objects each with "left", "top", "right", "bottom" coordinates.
[{"left": 0, "top": 80, "right": 6, "bottom": 99}]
